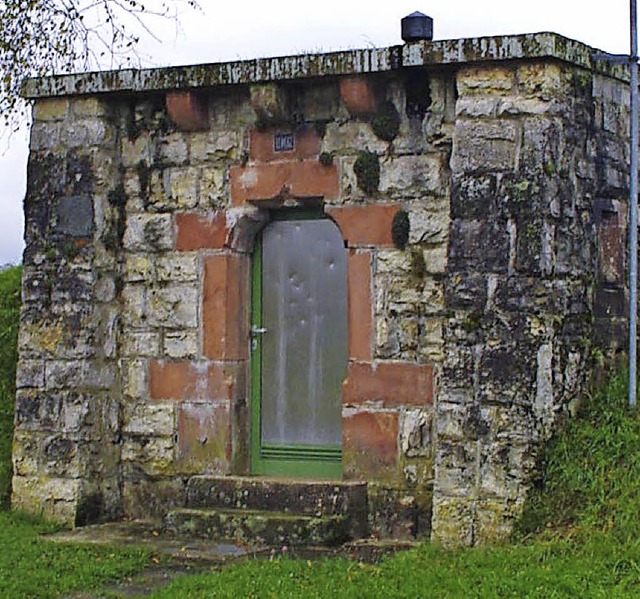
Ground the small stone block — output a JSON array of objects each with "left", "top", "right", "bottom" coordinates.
[
  {"left": 54, "top": 195, "right": 94, "bottom": 237},
  {"left": 249, "top": 127, "right": 321, "bottom": 162},
  {"left": 327, "top": 204, "right": 400, "bottom": 248},
  {"left": 230, "top": 160, "right": 339, "bottom": 205},
  {"left": 343, "top": 410, "right": 398, "bottom": 479},
  {"left": 166, "top": 91, "right": 209, "bottom": 132},
  {"left": 343, "top": 361, "right": 434, "bottom": 407},
  {"left": 339, "top": 77, "right": 379, "bottom": 117},
  {"left": 348, "top": 250, "right": 373, "bottom": 361},
  {"left": 176, "top": 212, "right": 228, "bottom": 251},
  {"left": 177, "top": 402, "right": 231, "bottom": 474}
]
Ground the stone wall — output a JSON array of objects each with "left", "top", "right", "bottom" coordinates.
[
  {"left": 12, "top": 33, "right": 632, "bottom": 543},
  {"left": 432, "top": 61, "right": 630, "bottom": 544},
  {"left": 13, "top": 66, "right": 453, "bottom": 534},
  {"left": 13, "top": 97, "right": 122, "bottom": 524}
]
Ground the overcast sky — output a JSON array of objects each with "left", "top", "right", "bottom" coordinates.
[{"left": 0, "top": 0, "right": 632, "bottom": 265}]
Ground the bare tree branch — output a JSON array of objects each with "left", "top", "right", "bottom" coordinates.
[{"left": 0, "top": 0, "right": 200, "bottom": 130}]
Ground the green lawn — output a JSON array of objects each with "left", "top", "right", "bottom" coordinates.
[{"left": 2, "top": 262, "right": 640, "bottom": 597}]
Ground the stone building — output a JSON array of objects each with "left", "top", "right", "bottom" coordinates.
[{"left": 11, "top": 29, "right": 630, "bottom": 546}]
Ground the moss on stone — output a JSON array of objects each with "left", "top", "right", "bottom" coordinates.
[
  {"left": 371, "top": 101, "right": 401, "bottom": 142},
  {"left": 391, "top": 210, "right": 410, "bottom": 250},
  {"left": 353, "top": 150, "right": 380, "bottom": 194}
]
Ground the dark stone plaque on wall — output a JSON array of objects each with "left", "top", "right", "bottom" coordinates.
[{"left": 54, "top": 195, "right": 94, "bottom": 237}]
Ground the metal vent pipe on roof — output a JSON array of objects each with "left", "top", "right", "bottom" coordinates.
[{"left": 401, "top": 11, "right": 434, "bottom": 42}]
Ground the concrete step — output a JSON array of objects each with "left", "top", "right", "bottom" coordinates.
[
  {"left": 186, "top": 475, "right": 368, "bottom": 518},
  {"left": 165, "top": 507, "right": 350, "bottom": 547}
]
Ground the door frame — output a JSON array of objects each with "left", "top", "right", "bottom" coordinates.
[{"left": 249, "top": 210, "right": 343, "bottom": 479}]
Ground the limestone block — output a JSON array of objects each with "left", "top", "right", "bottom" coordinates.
[
  {"left": 163, "top": 330, "right": 199, "bottom": 359},
  {"left": 33, "top": 98, "right": 69, "bottom": 121},
  {"left": 190, "top": 130, "right": 239, "bottom": 163},
  {"left": 15, "top": 360, "right": 45, "bottom": 389},
  {"left": 433, "top": 439, "right": 477, "bottom": 498},
  {"left": 121, "top": 436, "right": 175, "bottom": 477},
  {"left": 95, "top": 306, "right": 118, "bottom": 359},
  {"left": 71, "top": 97, "right": 107, "bottom": 118},
  {"left": 30, "top": 122, "right": 62, "bottom": 151},
  {"left": 156, "top": 253, "right": 199, "bottom": 282},
  {"left": 123, "top": 214, "right": 174, "bottom": 252},
  {"left": 474, "top": 497, "right": 521, "bottom": 544},
  {"left": 407, "top": 204, "right": 449, "bottom": 245},
  {"left": 61, "top": 118, "right": 110, "bottom": 148},
  {"left": 12, "top": 431, "right": 40, "bottom": 475},
  {"left": 419, "top": 317, "right": 444, "bottom": 362},
  {"left": 430, "top": 494, "right": 475, "bottom": 547},
  {"left": 122, "top": 331, "right": 161, "bottom": 357},
  {"left": 399, "top": 408, "right": 433, "bottom": 457},
  {"left": 147, "top": 284, "right": 199, "bottom": 329},
  {"left": 436, "top": 402, "right": 466, "bottom": 441},
  {"left": 375, "top": 249, "right": 413, "bottom": 276},
  {"left": 121, "top": 285, "right": 147, "bottom": 327},
  {"left": 123, "top": 359, "right": 149, "bottom": 400},
  {"left": 451, "top": 119, "right": 519, "bottom": 173},
  {"left": 162, "top": 167, "right": 199, "bottom": 210},
  {"left": 497, "top": 97, "right": 557, "bottom": 116},
  {"left": 124, "top": 255, "right": 154, "bottom": 282},
  {"left": 45, "top": 360, "right": 115, "bottom": 390},
  {"left": 200, "top": 166, "right": 228, "bottom": 209},
  {"left": 455, "top": 97, "right": 498, "bottom": 118},
  {"left": 158, "top": 133, "right": 188, "bottom": 165},
  {"left": 123, "top": 402, "right": 176, "bottom": 436},
  {"left": 422, "top": 279, "right": 445, "bottom": 315},
  {"left": 457, "top": 66, "right": 515, "bottom": 95},
  {"left": 121, "top": 135, "right": 154, "bottom": 168},
  {"left": 322, "top": 122, "right": 387, "bottom": 155},
  {"left": 516, "top": 62, "right": 570, "bottom": 99},
  {"left": 40, "top": 435, "right": 80, "bottom": 477},
  {"left": 12, "top": 475, "right": 81, "bottom": 526},
  {"left": 422, "top": 244, "right": 448, "bottom": 275},
  {"left": 380, "top": 154, "right": 446, "bottom": 197},
  {"left": 95, "top": 274, "right": 117, "bottom": 303}
]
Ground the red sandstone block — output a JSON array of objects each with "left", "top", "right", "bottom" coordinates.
[
  {"left": 149, "top": 360, "right": 243, "bottom": 401},
  {"left": 230, "top": 160, "right": 339, "bottom": 205},
  {"left": 342, "top": 361, "right": 434, "bottom": 407},
  {"left": 176, "top": 212, "right": 227, "bottom": 251},
  {"left": 203, "top": 254, "right": 248, "bottom": 360},
  {"left": 166, "top": 91, "right": 209, "bottom": 131},
  {"left": 339, "top": 77, "right": 379, "bottom": 117},
  {"left": 348, "top": 250, "right": 372, "bottom": 361},
  {"left": 177, "top": 402, "right": 231, "bottom": 474},
  {"left": 327, "top": 204, "right": 400, "bottom": 248},
  {"left": 343, "top": 410, "right": 398, "bottom": 479},
  {"left": 249, "top": 128, "right": 321, "bottom": 162}
]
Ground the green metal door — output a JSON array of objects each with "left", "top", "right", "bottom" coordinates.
[{"left": 250, "top": 214, "right": 347, "bottom": 478}]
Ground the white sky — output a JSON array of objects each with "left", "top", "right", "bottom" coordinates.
[{"left": 0, "top": 0, "right": 632, "bottom": 265}]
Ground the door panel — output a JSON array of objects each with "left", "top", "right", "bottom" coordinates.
[{"left": 251, "top": 216, "right": 347, "bottom": 477}]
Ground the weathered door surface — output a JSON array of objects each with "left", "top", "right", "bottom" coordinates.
[{"left": 251, "top": 215, "right": 347, "bottom": 478}]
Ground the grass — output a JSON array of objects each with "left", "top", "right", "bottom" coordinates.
[
  {"left": 0, "top": 264, "right": 21, "bottom": 508},
  {"left": 3, "top": 261, "right": 640, "bottom": 596},
  {"left": 0, "top": 510, "right": 151, "bottom": 598}
]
